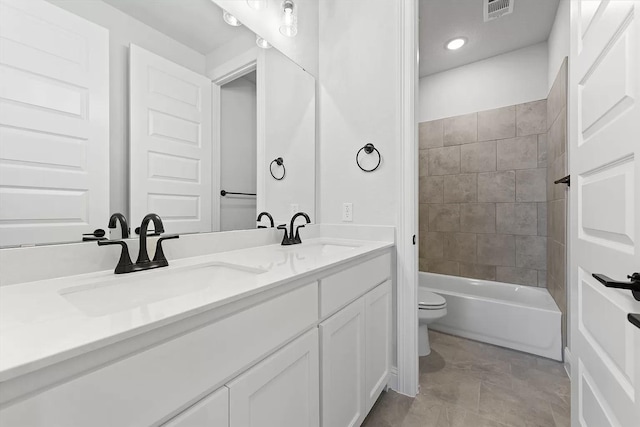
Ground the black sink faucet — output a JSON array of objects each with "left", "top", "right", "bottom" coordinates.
[
  {"left": 279, "top": 212, "right": 311, "bottom": 245},
  {"left": 257, "top": 211, "right": 275, "bottom": 228},
  {"left": 98, "top": 213, "right": 178, "bottom": 274},
  {"left": 108, "top": 213, "right": 130, "bottom": 239}
]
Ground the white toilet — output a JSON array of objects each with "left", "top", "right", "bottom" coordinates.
[{"left": 418, "top": 288, "right": 447, "bottom": 357}]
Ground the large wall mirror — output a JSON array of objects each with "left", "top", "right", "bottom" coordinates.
[{"left": 0, "top": 0, "right": 316, "bottom": 247}]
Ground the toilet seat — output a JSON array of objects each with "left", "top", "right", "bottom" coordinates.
[{"left": 418, "top": 289, "right": 446, "bottom": 310}]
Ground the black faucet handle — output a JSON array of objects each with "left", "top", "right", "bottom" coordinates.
[
  {"left": 153, "top": 234, "right": 179, "bottom": 265},
  {"left": 98, "top": 240, "right": 133, "bottom": 274},
  {"left": 293, "top": 224, "right": 306, "bottom": 244},
  {"left": 277, "top": 224, "right": 292, "bottom": 245}
]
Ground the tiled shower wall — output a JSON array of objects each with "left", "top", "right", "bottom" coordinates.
[
  {"left": 418, "top": 101, "right": 548, "bottom": 286},
  {"left": 547, "top": 58, "right": 568, "bottom": 343}
]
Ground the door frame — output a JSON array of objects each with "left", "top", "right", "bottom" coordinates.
[
  {"left": 396, "top": 0, "right": 419, "bottom": 396},
  {"left": 209, "top": 50, "right": 259, "bottom": 232}
]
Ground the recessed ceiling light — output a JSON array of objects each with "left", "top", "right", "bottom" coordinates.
[
  {"left": 223, "top": 11, "right": 242, "bottom": 27},
  {"left": 446, "top": 37, "right": 467, "bottom": 51},
  {"left": 256, "top": 35, "right": 272, "bottom": 49}
]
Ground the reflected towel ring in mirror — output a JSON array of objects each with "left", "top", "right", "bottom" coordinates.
[
  {"left": 270, "top": 157, "right": 286, "bottom": 180},
  {"left": 356, "top": 143, "right": 381, "bottom": 172}
]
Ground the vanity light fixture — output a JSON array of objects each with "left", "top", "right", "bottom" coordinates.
[
  {"left": 247, "top": 0, "right": 267, "bottom": 10},
  {"left": 256, "top": 35, "right": 272, "bottom": 49},
  {"left": 445, "top": 37, "right": 467, "bottom": 50},
  {"left": 279, "top": 0, "right": 298, "bottom": 37},
  {"left": 223, "top": 11, "right": 242, "bottom": 27}
]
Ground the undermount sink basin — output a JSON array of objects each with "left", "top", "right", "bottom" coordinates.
[{"left": 59, "top": 263, "right": 266, "bottom": 317}]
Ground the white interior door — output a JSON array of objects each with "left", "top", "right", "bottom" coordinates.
[
  {"left": 0, "top": 0, "right": 109, "bottom": 247},
  {"left": 129, "top": 44, "right": 212, "bottom": 234},
  {"left": 569, "top": 1, "right": 640, "bottom": 426}
]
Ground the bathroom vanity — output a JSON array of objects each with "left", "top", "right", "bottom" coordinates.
[{"left": 0, "top": 237, "right": 394, "bottom": 426}]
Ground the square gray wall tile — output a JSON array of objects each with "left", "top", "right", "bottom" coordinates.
[
  {"left": 444, "top": 174, "right": 477, "bottom": 203},
  {"left": 420, "top": 176, "right": 444, "bottom": 203},
  {"left": 421, "top": 231, "right": 444, "bottom": 260},
  {"left": 537, "top": 134, "right": 548, "bottom": 167},
  {"left": 515, "top": 235, "right": 547, "bottom": 270},
  {"left": 419, "top": 120, "right": 444, "bottom": 149},
  {"left": 444, "top": 232, "right": 477, "bottom": 263},
  {"left": 497, "top": 135, "right": 538, "bottom": 170},
  {"left": 419, "top": 204, "right": 429, "bottom": 232},
  {"left": 428, "top": 204, "right": 460, "bottom": 232},
  {"left": 477, "top": 234, "right": 516, "bottom": 266},
  {"left": 460, "top": 263, "right": 496, "bottom": 281},
  {"left": 496, "top": 203, "right": 538, "bottom": 235},
  {"left": 478, "top": 171, "right": 516, "bottom": 202},
  {"left": 443, "top": 113, "right": 477, "bottom": 146},
  {"left": 425, "top": 260, "right": 460, "bottom": 276},
  {"left": 460, "top": 203, "right": 496, "bottom": 233},
  {"left": 537, "top": 203, "right": 547, "bottom": 236},
  {"left": 496, "top": 267, "right": 538, "bottom": 287},
  {"left": 461, "top": 141, "right": 497, "bottom": 173},
  {"left": 478, "top": 106, "right": 516, "bottom": 141},
  {"left": 428, "top": 146, "right": 461, "bottom": 175},
  {"left": 516, "top": 168, "right": 547, "bottom": 202},
  {"left": 419, "top": 150, "right": 429, "bottom": 177},
  {"left": 516, "top": 100, "right": 547, "bottom": 136}
]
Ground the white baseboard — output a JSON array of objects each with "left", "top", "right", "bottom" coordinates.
[{"left": 564, "top": 347, "right": 572, "bottom": 378}]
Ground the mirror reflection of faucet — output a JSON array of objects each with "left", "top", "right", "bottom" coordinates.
[{"left": 256, "top": 211, "right": 275, "bottom": 228}]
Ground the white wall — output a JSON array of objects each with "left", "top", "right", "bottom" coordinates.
[
  {"left": 261, "top": 49, "right": 315, "bottom": 225},
  {"left": 220, "top": 75, "right": 257, "bottom": 231},
  {"left": 418, "top": 42, "right": 549, "bottom": 122},
  {"left": 547, "top": 0, "right": 569, "bottom": 90},
  {"left": 48, "top": 0, "right": 206, "bottom": 219},
  {"left": 212, "top": 0, "right": 318, "bottom": 78},
  {"left": 318, "top": 0, "right": 400, "bottom": 225}
]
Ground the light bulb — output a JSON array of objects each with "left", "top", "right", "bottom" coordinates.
[
  {"left": 445, "top": 37, "right": 466, "bottom": 50},
  {"left": 223, "top": 11, "right": 242, "bottom": 27},
  {"left": 256, "top": 35, "right": 272, "bottom": 49},
  {"left": 279, "top": 0, "right": 298, "bottom": 37},
  {"left": 247, "top": 0, "right": 267, "bottom": 10}
]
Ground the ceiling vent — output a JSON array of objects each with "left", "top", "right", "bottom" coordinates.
[{"left": 484, "top": 0, "right": 514, "bottom": 22}]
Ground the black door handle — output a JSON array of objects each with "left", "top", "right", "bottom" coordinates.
[
  {"left": 593, "top": 273, "right": 640, "bottom": 301},
  {"left": 629, "top": 314, "right": 640, "bottom": 330}
]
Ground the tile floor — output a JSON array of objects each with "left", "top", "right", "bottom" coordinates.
[{"left": 362, "top": 331, "right": 570, "bottom": 427}]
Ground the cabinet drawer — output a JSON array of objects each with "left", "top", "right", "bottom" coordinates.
[
  {"left": 163, "top": 387, "right": 229, "bottom": 427},
  {"left": 0, "top": 282, "right": 318, "bottom": 427},
  {"left": 319, "top": 253, "right": 391, "bottom": 318}
]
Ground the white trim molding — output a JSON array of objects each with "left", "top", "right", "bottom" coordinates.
[{"left": 394, "top": 0, "right": 419, "bottom": 397}]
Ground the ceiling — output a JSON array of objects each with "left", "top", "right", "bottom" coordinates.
[
  {"left": 419, "top": 0, "right": 560, "bottom": 77},
  {"left": 102, "top": 0, "right": 252, "bottom": 53}
]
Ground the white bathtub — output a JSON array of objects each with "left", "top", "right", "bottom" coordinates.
[{"left": 420, "top": 272, "right": 562, "bottom": 361}]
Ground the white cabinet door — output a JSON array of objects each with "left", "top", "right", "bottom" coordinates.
[
  {"left": 319, "top": 298, "right": 366, "bottom": 427},
  {"left": 228, "top": 329, "right": 319, "bottom": 427},
  {"left": 129, "top": 44, "right": 212, "bottom": 234},
  {"left": 0, "top": 0, "right": 109, "bottom": 247},
  {"left": 163, "top": 387, "right": 229, "bottom": 427},
  {"left": 364, "top": 281, "right": 392, "bottom": 412}
]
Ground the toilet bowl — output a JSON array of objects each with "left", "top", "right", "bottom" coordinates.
[{"left": 418, "top": 288, "right": 447, "bottom": 357}]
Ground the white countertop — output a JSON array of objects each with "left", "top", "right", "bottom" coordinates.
[{"left": 0, "top": 238, "right": 392, "bottom": 383}]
